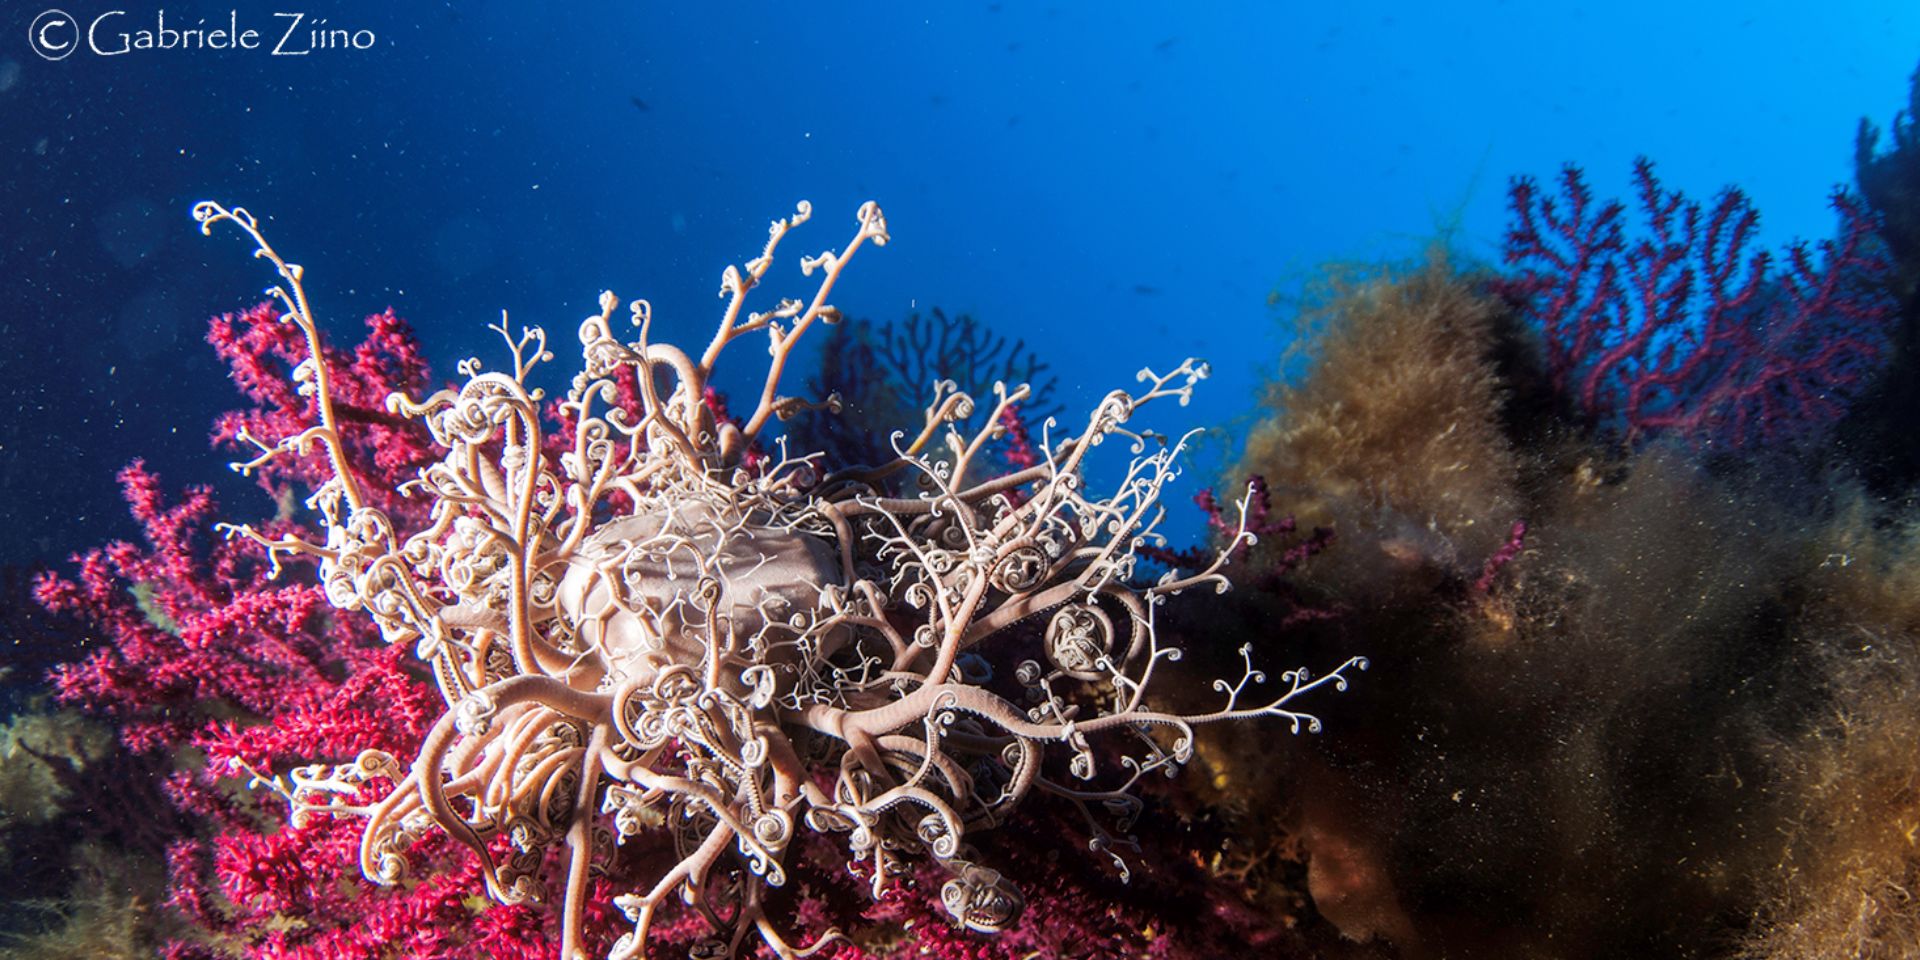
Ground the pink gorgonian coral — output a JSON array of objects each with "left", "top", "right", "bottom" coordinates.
[
  {"left": 190, "top": 198, "right": 1364, "bottom": 960},
  {"left": 1502, "top": 157, "right": 1895, "bottom": 446}
]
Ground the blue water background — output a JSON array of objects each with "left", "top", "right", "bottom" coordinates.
[{"left": 3, "top": 0, "right": 1916, "bottom": 586}]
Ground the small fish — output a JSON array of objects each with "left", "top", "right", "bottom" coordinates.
[
  {"left": 1133, "top": 284, "right": 1160, "bottom": 297},
  {"left": 630, "top": 96, "right": 650, "bottom": 112}
]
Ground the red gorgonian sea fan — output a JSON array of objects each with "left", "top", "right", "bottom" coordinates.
[
  {"left": 33, "top": 305, "right": 581, "bottom": 957},
  {"left": 1501, "top": 157, "right": 1896, "bottom": 447}
]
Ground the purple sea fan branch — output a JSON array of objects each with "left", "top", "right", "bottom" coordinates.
[{"left": 1501, "top": 157, "right": 1896, "bottom": 446}]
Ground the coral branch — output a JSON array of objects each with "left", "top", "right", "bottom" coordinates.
[{"left": 1502, "top": 158, "right": 1896, "bottom": 446}]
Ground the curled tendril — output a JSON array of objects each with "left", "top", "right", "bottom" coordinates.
[
  {"left": 753, "top": 810, "right": 793, "bottom": 847},
  {"left": 940, "top": 862, "right": 1025, "bottom": 934},
  {"left": 454, "top": 690, "right": 499, "bottom": 736},
  {"left": 1044, "top": 603, "right": 1116, "bottom": 680},
  {"left": 990, "top": 543, "right": 1049, "bottom": 592}
]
